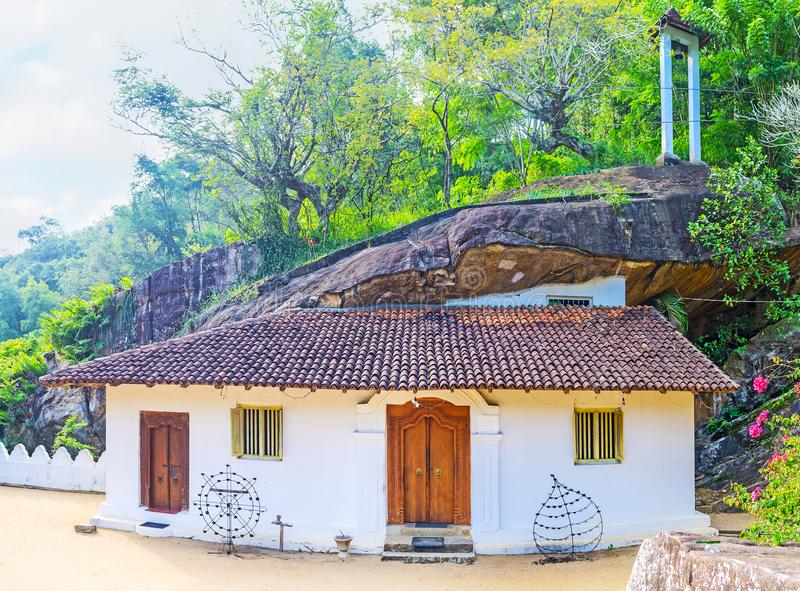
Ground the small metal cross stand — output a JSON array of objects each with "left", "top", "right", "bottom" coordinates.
[{"left": 271, "top": 514, "right": 293, "bottom": 552}]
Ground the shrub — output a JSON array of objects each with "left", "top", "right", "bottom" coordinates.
[
  {"left": 725, "top": 376, "right": 800, "bottom": 545},
  {"left": 39, "top": 282, "right": 117, "bottom": 362},
  {"left": 0, "top": 336, "right": 46, "bottom": 430},
  {"left": 696, "top": 321, "right": 748, "bottom": 367},
  {"left": 651, "top": 292, "right": 688, "bottom": 334},
  {"left": 52, "top": 415, "right": 95, "bottom": 458},
  {"left": 707, "top": 404, "right": 748, "bottom": 436},
  {"left": 689, "top": 139, "right": 789, "bottom": 299}
]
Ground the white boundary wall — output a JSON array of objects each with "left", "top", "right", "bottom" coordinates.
[{"left": 0, "top": 443, "right": 105, "bottom": 492}]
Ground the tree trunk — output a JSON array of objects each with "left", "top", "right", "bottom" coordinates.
[
  {"left": 436, "top": 94, "right": 452, "bottom": 208},
  {"left": 443, "top": 136, "right": 452, "bottom": 208}
]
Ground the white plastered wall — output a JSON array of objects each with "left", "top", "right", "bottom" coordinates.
[
  {"left": 95, "top": 383, "right": 710, "bottom": 554},
  {"left": 445, "top": 276, "right": 626, "bottom": 307}
]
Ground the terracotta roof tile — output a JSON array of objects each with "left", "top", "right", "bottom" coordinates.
[{"left": 40, "top": 306, "right": 738, "bottom": 394}]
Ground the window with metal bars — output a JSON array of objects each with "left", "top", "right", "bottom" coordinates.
[
  {"left": 574, "top": 409, "right": 623, "bottom": 464},
  {"left": 230, "top": 406, "right": 283, "bottom": 460},
  {"left": 547, "top": 296, "right": 592, "bottom": 307}
]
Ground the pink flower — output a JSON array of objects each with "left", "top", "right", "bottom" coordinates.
[
  {"left": 753, "top": 375, "right": 769, "bottom": 394},
  {"left": 770, "top": 453, "right": 788, "bottom": 463},
  {"left": 794, "top": 382, "right": 800, "bottom": 397},
  {"left": 750, "top": 486, "right": 762, "bottom": 502},
  {"left": 782, "top": 434, "right": 790, "bottom": 443},
  {"left": 748, "top": 423, "right": 763, "bottom": 439},
  {"left": 756, "top": 410, "right": 770, "bottom": 426}
]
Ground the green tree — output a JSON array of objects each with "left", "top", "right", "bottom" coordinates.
[
  {"left": 18, "top": 278, "right": 61, "bottom": 334},
  {"left": 688, "top": 138, "right": 795, "bottom": 318},
  {"left": 397, "top": 0, "right": 495, "bottom": 206},
  {"left": 115, "top": 155, "right": 220, "bottom": 261},
  {"left": 480, "top": 0, "right": 646, "bottom": 157},
  {"left": 683, "top": 0, "right": 800, "bottom": 104},
  {"left": 17, "top": 216, "right": 61, "bottom": 247},
  {"left": 113, "top": 0, "right": 409, "bottom": 242},
  {"left": 0, "top": 278, "right": 22, "bottom": 340}
]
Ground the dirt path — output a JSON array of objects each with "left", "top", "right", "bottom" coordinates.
[{"left": 1, "top": 486, "right": 638, "bottom": 591}]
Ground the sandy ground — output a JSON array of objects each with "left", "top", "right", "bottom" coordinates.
[{"left": 1, "top": 486, "right": 639, "bottom": 591}]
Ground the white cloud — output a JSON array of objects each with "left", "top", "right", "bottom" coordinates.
[
  {"left": 0, "top": 0, "right": 261, "bottom": 252},
  {"left": 0, "top": 0, "right": 386, "bottom": 253}
]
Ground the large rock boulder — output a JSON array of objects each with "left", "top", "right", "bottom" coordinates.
[
  {"left": 91, "top": 164, "right": 800, "bottom": 350},
  {"left": 6, "top": 355, "right": 106, "bottom": 453},
  {"left": 627, "top": 531, "right": 800, "bottom": 591}
]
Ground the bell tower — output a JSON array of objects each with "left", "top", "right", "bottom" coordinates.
[{"left": 653, "top": 8, "right": 710, "bottom": 165}]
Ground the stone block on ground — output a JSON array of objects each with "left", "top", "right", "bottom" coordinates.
[{"left": 627, "top": 531, "right": 800, "bottom": 591}]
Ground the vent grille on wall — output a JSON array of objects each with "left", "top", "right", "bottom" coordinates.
[{"left": 547, "top": 296, "right": 592, "bottom": 307}]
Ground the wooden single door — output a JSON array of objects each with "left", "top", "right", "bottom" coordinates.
[
  {"left": 402, "top": 417, "right": 428, "bottom": 523},
  {"left": 140, "top": 411, "right": 189, "bottom": 513},
  {"left": 387, "top": 400, "right": 470, "bottom": 525},
  {"left": 428, "top": 418, "right": 456, "bottom": 523}
]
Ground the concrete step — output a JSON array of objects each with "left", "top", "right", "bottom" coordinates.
[
  {"left": 383, "top": 534, "right": 474, "bottom": 553},
  {"left": 381, "top": 551, "right": 476, "bottom": 564},
  {"left": 135, "top": 521, "right": 172, "bottom": 538},
  {"left": 390, "top": 525, "right": 472, "bottom": 537}
]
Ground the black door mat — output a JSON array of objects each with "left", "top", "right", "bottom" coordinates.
[
  {"left": 411, "top": 536, "right": 445, "bottom": 549},
  {"left": 139, "top": 522, "right": 170, "bottom": 529}
]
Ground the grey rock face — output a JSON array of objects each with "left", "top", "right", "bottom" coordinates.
[
  {"left": 695, "top": 319, "right": 800, "bottom": 511},
  {"left": 697, "top": 435, "right": 743, "bottom": 475}
]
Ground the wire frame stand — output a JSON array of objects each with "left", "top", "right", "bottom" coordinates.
[
  {"left": 532, "top": 474, "right": 603, "bottom": 563},
  {"left": 194, "top": 464, "right": 266, "bottom": 556}
]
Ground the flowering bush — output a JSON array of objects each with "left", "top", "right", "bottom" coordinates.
[
  {"left": 753, "top": 375, "right": 770, "bottom": 394},
  {"left": 725, "top": 376, "right": 800, "bottom": 545}
]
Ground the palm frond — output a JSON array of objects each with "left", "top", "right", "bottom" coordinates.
[{"left": 651, "top": 291, "right": 689, "bottom": 335}]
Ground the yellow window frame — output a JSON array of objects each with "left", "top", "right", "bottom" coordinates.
[
  {"left": 573, "top": 407, "right": 623, "bottom": 464},
  {"left": 230, "top": 404, "right": 283, "bottom": 461}
]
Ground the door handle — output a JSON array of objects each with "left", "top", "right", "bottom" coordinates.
[
  {"left": 433, "top": 468, "right": 442, "bottom": 477},
  {"left": 415, "top": 467, "right": 423, "bottom": 476}
]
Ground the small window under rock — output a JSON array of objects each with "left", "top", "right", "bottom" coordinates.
[{"left": 547, "top": 296, "right": 592, "bottom": 307}]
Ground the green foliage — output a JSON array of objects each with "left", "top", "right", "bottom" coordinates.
[
  {"left": 683, "top": 0, "right": 800, "bottom": 102},
  {"left": 696, "top": 321, "right": 748, "bottom": 367},
  {"left": 706, "top": 404, "right": 747, "bottom": 436},
  {"left": 651, "top": 292, "right": 688, "bottom": 334},
  {"left": 19, "top": 278, "right": 61, "bottom": 334},
  {"left": 726, "top": 410, "right": 800, "bottom": 545},
  {"left": 689, "top": 139, "right": 790, "bottom": 299},
  {"left": 52, "top": 415, "right": 95, "bottom": 458},
  {"left": 0, "top": 336, "right": 46, "bottom": 432},
  {"left": 39, "top": 282, "right": 119, "bottom": 363}
]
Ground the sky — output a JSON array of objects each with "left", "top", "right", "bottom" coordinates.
[{"left": 0, "top": 0, "right": 381, "bottom": 254}]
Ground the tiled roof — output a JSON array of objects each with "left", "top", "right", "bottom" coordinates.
[{"left": 40, "top": 306, "right": 738, "bottom": 394}]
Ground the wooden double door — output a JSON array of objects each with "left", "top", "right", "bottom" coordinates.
[
  {"left": 387, "top": 400, "right": 470, "bottom": 525},
  {"left": 140, "top": 411, "right": 189, "bottom": 513}
]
